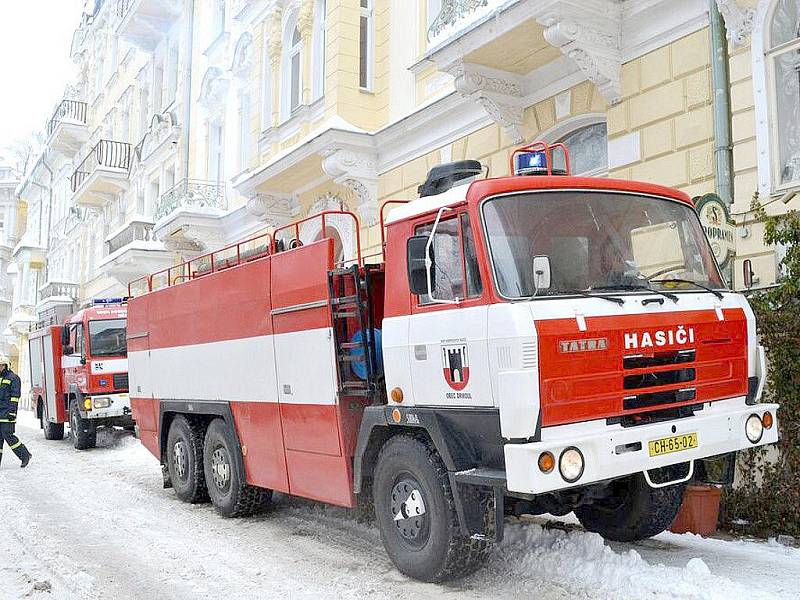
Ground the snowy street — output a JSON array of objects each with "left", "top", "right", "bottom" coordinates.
[{"left": 1, "top": 411, "right": 798, "bottom": 600}]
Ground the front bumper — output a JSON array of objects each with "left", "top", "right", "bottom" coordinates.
[
  {"left": 83, "top": 393, "right": 132, "bottom": 420},
  {"left": 504, "top": 397, "right": 778, "bottom": 495}
]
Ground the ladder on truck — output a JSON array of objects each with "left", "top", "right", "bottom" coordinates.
[{"left": 327, "top": 265, "right": 380, "bottom": 401}]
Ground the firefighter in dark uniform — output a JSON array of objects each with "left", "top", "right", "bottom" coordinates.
[{"left": 0, "top": 355, "right": 32, "bottom": 468}]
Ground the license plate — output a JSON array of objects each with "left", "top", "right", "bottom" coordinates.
[{"left": 648, "top": 432, "right": 698, "bottom": 457}]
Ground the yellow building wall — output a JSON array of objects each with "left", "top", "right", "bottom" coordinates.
[{"left": 608, "top": 29, "right": 715, "bottom": 200}]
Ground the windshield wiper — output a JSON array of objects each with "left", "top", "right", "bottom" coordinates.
[
  {"left": 592, "top": 284, "right": 679, "bottom": 303},
  {"left": 563, "top": 290, "right": 625, "bottom": 305},
  {"left": 649, "top": 278, "right": 724, "bottom": 300}
]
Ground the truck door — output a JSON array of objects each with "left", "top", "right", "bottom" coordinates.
[
  {"left": 42, "top": 332, "right": 58, "bottom": 421},
  {"left": 408, "top": 213, "right": 492, "bottom": 407}
]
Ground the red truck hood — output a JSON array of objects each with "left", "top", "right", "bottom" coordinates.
[{"left": 534, "top": 308, "right": 748, "bottom": 427}]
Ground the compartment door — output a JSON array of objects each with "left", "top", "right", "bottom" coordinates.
[{"left": 42, "top": 333, "right": 58, "bottom": 421}]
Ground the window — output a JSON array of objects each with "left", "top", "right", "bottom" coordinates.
[
  {"left": 208, "top": 120, "right": 224, "bottom": 182},
  {"left": 482, "top": 192, "right": 724, "bottom": 300},
  {"left": 165, "top": 42, "right": 179, "bottom": 107},
  {"left": 359, "top": 0, "right": 374, "bottom": 90},
  {"left": 312, "top": 0, "right": 326, "bottom": 100},
  {"left": 414, "top": 214, "right": 482, "bottom": 304},
  {"left": 262, "top": 42, "right": 272, "bottom": 129},
  {"left": 239, "top": 90, "right": 252, "bottom": 169},
  {"left": 557, "top": 122, "right": 608, "bottom": 176},
  {"left": 768, "top": 0, "right": 800, "bottom": 186},
  {"left": 289, "top": 27, "right": 303, "bottom": 113},
  {"left": 89, "top": 319, "right": 127, "bottom": 357}
]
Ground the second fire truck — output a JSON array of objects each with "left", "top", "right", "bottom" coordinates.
[
  {"left": 127, "top": 143, "right": 778, "bottom": 582},
  {"left": 29, "top": 299, "right": 132, "bottom": 449}
]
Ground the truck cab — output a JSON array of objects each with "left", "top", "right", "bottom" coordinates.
[{"left": 31, "top": 298, "right": 133, "bottom": 449}]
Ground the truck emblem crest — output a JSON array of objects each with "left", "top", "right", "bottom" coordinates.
[{"left": 441, "top": 340, "right": 469, "bottom": 391}]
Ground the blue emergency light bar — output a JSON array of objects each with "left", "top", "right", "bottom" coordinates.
[
  {"left": 510, "top": 142, "right": 571, "bottom": 176},
  {"left": 93, "top": 297, "right": 128, "bottom": 305},
  {"left": 515, "top": 151, "right": 548, "bottom": 174}
]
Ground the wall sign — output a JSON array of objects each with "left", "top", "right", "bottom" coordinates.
[{"left": 695, "top": 193, "right": 736, "bottom": 268}]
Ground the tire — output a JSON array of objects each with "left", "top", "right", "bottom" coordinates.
[
  {"left": 575, "top": 472, "right": 685, "bottom": 542},
  {"left": 69, "top": 398, "right": 96, "bottom": 450},
  {"left": 166, "top": 415, "right": 209, "bottom": 504},
  {"left": 43, "top": 419, "right": 65, "bottom": 441},
  {"left": 372, "top": 435, "right": 490, "bottom": 582},
  {"left": 203, "top": 418, "right": 271, "bottom": 518}
]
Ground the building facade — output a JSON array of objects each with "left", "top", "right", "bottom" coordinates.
[{"left": 9, "top": 0, "right": 798, "bottom": 395}]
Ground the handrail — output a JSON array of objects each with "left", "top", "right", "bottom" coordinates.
[
  {"left": 128, "top": 210, "right": 366, "bottom": 297},
  {"left": 272, "top": 210, "right": 363, "bottom": 267},
  {"left": 379, "top": 200, "right": 409, "bottom": 260}
]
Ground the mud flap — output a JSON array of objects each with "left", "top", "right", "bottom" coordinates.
[
  {"left": 162, "top": 464, "right": 173, "bottom": 489},
  {"left": 449, "top": 470, "right": 506, "bottom": 543}
]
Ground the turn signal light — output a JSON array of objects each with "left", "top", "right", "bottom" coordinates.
[
  {"left": 391, "top": 387, "right": 404, "bottom": 403},
  {"left": 84, "top": 399, "right": 92, "bottom": 410},
  {"left": 538, "top": 452, "right": 555, "bottom": 474},
  {"left": 762, "top": 411, "right": 774, "bottom": 430}
]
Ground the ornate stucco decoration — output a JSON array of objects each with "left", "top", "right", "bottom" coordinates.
[
  {"left": 715, "top": 0, "right": 756, "bottom": 48},
  {"left": 320, "top": 146, "right": 380, "bottom": 226},
  {"left": 198, "top": 67, "right": 230, "bottom": 111},
  {"left": 449, "top": 62, "right": 526, "bottom": 144},
  {"left": 136, "top": 111, "right": 180, "bottom": 164},
  {"left": 231, "top": 32, "right": 254, "bottom": 80},
  {"left": 246, "top": 193, "right": 301, "bottom": 226},
  {"left": 538, "top": 13, "right": 622, "bottom": 104}
]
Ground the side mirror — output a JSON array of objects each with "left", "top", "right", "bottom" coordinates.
[
  {"left": 743, "top": 258, "right": 755, "bottom": 289},
  {"left": 80, "top": 356, "right": 87, "bottom": 365},
  {"left": 407, "top": 235, "right": 435, "bottom": 296},
  {"left": 61, "top": 325, "right": 70, "bottom": 346},
  {"left": 63, "top": 345, "right": 74, "bottom": 355},
  {"left": 532, "top": 255, "right": 552, "bottom": 291}
]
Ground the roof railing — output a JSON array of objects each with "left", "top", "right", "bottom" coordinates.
[{"left": 128, "top": 210, "right": 364, "bottom": 297}]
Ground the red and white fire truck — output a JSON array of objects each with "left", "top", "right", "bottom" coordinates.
[
  {"left": 127, "top": 142, "right": 778, "bottom": 582},
  {"left": 29, "top": 299, "right": 132, "bottom": 449}
]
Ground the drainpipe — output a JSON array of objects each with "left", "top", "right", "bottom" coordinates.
[
  {"left": 709, "top": 0, "right": 734, "bottom": 206},
  {"left": 181, "top": 0, "right": 195, "bottom": 184}
]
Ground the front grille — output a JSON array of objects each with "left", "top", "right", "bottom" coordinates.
[
  {"left": 623, "top": 387, "right": 696, "bottom": 410},
  {"left": 623, "top": 349, "right": 695, "bottom": 369},
  {"left": 624, "top": 368, "right": 695, "bottom": 390},
  {"left": 113, "top": 373, "right": 129, "bottom": 390}
]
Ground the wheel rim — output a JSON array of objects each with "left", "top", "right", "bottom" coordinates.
[
  {"left": 210, "top": 445, "right": 231, "bottom": 492},
  {"left": 390, "top": 477, "right": 429, "bottom": 548},
  {"left": 173, "top": 440, "right": 188, "bottom": 480}
]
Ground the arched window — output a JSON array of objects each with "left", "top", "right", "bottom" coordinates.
[
  {"left": 312, "top": 0, "right": 326, "bottom": 101},
  {"left": 281, "top": 21, "right": 303, "bottom": 120},
  {"left": 767, "top": 0, "right": 800, "bottom": 186},
  {"left": 557, "top": 122, "right": 608, "bottom": 176}
]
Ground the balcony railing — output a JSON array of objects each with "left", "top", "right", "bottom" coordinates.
[
  {"left": 116, "top": 0, "right": 134, "bottom": 19},
  {"left": 107, "top": 220, "right": 154, "bottom": 254},
  {"left": 46, "top": 100, "right": 88, "bottom": 137},
  {"left": 39, "top": 281, "right": 79, "bottom": 301},
  {"left": 155, "top": 179, "right": 226, "bottom": 222},
  {"left": 70, "top": 140, "right": 132, "bottom": 193}
]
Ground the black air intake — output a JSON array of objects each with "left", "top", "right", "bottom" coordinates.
[{"left": 418, "top": 160, "right": 483, "bottom": 197}]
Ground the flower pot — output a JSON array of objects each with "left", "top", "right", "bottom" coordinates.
[{"left": 669, "top": 484, "right": 722, "bottom": 536}]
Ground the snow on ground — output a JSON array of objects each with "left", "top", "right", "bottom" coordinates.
[{"left": 1, "top": 411, "right": 798, "bottom": 600}]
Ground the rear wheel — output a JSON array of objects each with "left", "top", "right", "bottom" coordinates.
[
  {"left": 203, "top": 419, "right": 271, "bottom": 518},
  {"left": 575, "top": 472, "right": 685, "bottom": 541},
  {"left": 373, "top": 435, "right": 490, "bottom": 582},
  {"left": 166, "top": 415, "right": 209, "bottom": 503},
  {"left": 69, "top": 399, "right": 96, "bottom": 450}
]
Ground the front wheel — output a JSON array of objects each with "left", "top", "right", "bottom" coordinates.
[
  {"left": 373, "top": 435, "right": 490, "bottom": 582},
  {"left": 69, "top": 399, "right": 96, "bottom": 450},
  {"left": 575, "top": 472, "right": 685, "bottom": 541},
  {"left": 203, "top": 419, "right": 271, "bottom": 518},
  {"left": 43, "top": 418, "right": 65, "bottom": 441}
]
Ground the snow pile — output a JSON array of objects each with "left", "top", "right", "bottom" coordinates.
[{"left": 486, "top": 523, "right": 780, "bottom": 600}]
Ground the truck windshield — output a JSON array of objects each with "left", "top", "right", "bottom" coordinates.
[
  {"left": 88, "top": 319, "right": 127, "bottom": 357},
  {"left": 481, "top": 191, "right": 724, "bottom": 300}
]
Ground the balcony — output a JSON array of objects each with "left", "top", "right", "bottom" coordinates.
[
  {"left": 36, "top": 280, "right": 78, "bottom": 315},
  {"left": 153, "top": 179, "right": 227, "bottom": 253},
  {"left": 70, "top": 140, "right": 132, "bottom": 207},
  {"left": 98, "top": 219, "right": 172, "bottom": 284},
  {"left": 116, "top": 0, "right": 182, "bottom": 51},
  {"left": 46, "top": 100, "right": 88, "bottom": 156}
]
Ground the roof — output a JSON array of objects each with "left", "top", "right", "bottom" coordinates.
[
  {"left": 68, "top": 305, "right": 128, "bottom": 323},
  {"left": 384, "top": 175, "right": 693, "bottom": 225}
]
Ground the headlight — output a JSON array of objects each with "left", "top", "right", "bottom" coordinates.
[
  {"left": 93, "top": 397, "right": 111, "bottom": 409},
  {"left": 559, "top": 447, "right": 585, "bottom": 483},
  {"left": 745, "top": 414, "right": 764, "bottom": 444}
]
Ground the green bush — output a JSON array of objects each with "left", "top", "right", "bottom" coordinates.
[{"left": 722, "top": 193, "right": 800, "bottom": 536}]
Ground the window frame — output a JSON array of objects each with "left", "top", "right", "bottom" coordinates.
[
  {"left": 288, "top": 26, "right": 303, "bottom": 115},
  {"left": 410, "top": 211, "right": 484, "bottom": 312},
  {"left": 765, "top": 4, "right": 800, "bottom": 191},
  {"left": 359, "top": 0, "right": 375, "bottom": 91}
]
